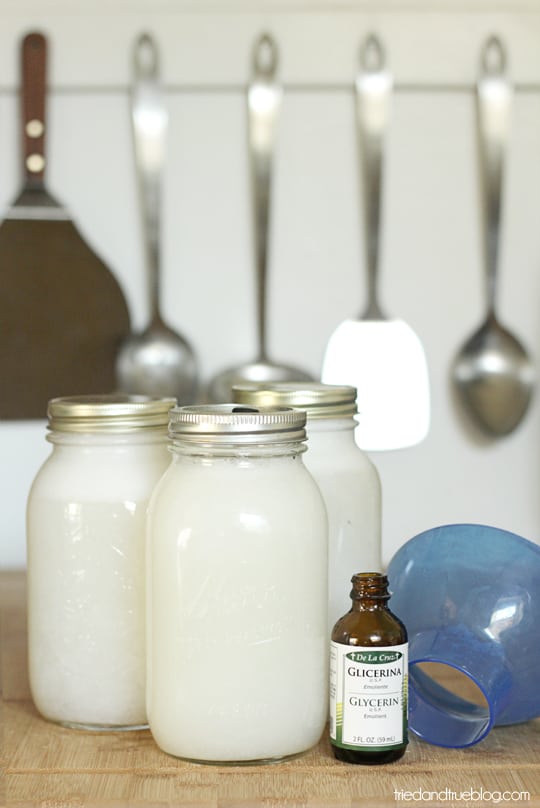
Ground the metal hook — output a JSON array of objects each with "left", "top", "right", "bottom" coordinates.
[
  {"left": 134, "top": 32, "right": 159, "bottom": 81},
  {"left": 360, "top": 34, "right": 385, "bottom": 73},
  {"left": 481, "top": 35, "right": 507, "bottom": 77},
  {"left": 252, "top": 33, "right": 279, "bottom": 80}
]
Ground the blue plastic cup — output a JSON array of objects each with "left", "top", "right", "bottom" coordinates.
[{"left": 387, "top": 524, "right": 540, "bottom": 748}]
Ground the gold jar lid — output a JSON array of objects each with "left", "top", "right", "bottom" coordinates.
[
  {"left": 232, "top": 382, "right": 357, "bottom": 420},
  {"left": 47, "top": 394, "right": 176, "bottom": 433},
  {"left": 168, "top": 404, "right": 306, "bottom": 445}
]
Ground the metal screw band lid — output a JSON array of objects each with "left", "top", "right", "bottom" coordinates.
[
  {"left": 47, "top": 394, "right": 176, "bottom": 433},
  {"left": 232, "top": 382, "right": 358, "bottom": 420},
  {"left": 168, "top": 404, "right": 307, "bottom": 445}
]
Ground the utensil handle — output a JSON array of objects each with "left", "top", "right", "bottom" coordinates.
[
  {"left": 132, "top": 33, "right": 166, "bottom": 323},
  {"left": 22, "top": 32, "right": 47, "bottom": 187},
  {"left": 477, "top": 36, "right": 511, "bottom": 319},
  {"left": 248, "top": 33, "right": 281, "bottom": 360},
  {"left": 356, "top": 34, "right": 392, "bottom": 320}
]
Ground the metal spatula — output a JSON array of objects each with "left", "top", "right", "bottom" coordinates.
[
  {"left": 0, "top": 32, "right": 130, "bottom": 419},
  {"left": 321, "top": 35, "right": 430, "bottom": 451}
]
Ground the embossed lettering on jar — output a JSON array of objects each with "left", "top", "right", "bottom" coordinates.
[
  {"left": 146, "top": 405, "right": 328, "bottom": 763},
  {"left": 26, "top": 395, "right": 175, "bottom": 730}
]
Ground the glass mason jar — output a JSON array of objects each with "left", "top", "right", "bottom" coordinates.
[
  {"left": 26, "top": 394, "right": 175, "bottom": 730},
  {"left": 146, "top": 405, "right": 328, "bottom": 764},
  {"left": 232, "top": 383, "right": 382, "bottom": 631}
]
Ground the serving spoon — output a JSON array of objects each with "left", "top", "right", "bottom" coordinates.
[
  {"left": 116, "top": 33, "right": 197, "bottom": 403},
  {"left": 453, "top": 36, "right": 534, "bottom": 436},
  {"left": 208, "top": 34, "right": 312, "bottom": 403}
]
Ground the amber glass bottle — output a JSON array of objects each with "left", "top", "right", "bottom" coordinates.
[{"left": 330, "top": 572, "right": 408, "bottom": 764}]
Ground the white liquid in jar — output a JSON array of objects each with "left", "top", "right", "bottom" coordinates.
[
  {"left": 302, "top": 420, "right": 382, "bottom": 632},
  {"left": 28, "top": 499, "right": 146, "bottom": 727},
  {"left": 27, "top": 436, "right": 170, "bottom": 729},
  {"left": 147, "top": 453, "right": 328, "bottom": 762}
]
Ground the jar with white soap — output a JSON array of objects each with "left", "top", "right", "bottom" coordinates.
[
  {"left": 26, "top": 394, "right": 175, "bottom": 730},
  {"left": 146, "top": 404, "right": 328, "bottom": 763},
  {"left": 232, "top": 383, "right": 382, "bottom": 632}
]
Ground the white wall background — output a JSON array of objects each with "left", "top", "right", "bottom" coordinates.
[{"left": 2, "top": 1, "right": 540, "bottom": 568}]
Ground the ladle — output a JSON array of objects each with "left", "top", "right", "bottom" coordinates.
[
  {"left": 116, "top": 33, "right": 197, "bottom": 403},
  {"left": 208, "top": 34, "right": 312, "bottom": 403},
  {"left": 453, "top": 36, "right": 534, "bottom": 436}
]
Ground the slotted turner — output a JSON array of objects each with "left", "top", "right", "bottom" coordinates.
[
  {"left": 0, "top": 32, "right": 130, "bottom": 419},
  {"left": 322, "top": 35, "right": 430, "bottom": 451}
]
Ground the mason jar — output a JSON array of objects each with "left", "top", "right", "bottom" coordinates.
[
  {"left": 146, "top": 405, "right": 328, "bottom": 763},
  {"left": 26, "top": 394, "right": 175, "bottom": 730},
  {"left": 232, "top": 383, "right": 382, "bottom": 631}
]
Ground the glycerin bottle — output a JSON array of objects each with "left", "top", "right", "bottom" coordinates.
[{"left": 330, "top": 572, "right": 408, "bottom": 764}]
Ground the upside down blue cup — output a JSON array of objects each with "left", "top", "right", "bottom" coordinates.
[{"left": 387, "top": 524, "right": 540, "bottom": 748}]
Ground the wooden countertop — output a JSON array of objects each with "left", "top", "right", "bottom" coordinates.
[{"left": 3, "top": 571, "right": 539, "bottom": 807}]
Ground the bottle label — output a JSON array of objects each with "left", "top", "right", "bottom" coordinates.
[{"left": 330, "top": 641, "right": 408, "bottom": 752}]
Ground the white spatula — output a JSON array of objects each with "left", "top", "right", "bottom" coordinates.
[{"left": 322, "top": 35, "right": 430, "bottom": 451}]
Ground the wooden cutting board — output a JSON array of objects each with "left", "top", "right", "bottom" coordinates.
[
  {"left": 3, "top": 571, "right": 540, "bottom": 806},
  {"left": 0, "top": 32, "right": 130, "bottom": 420}
]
